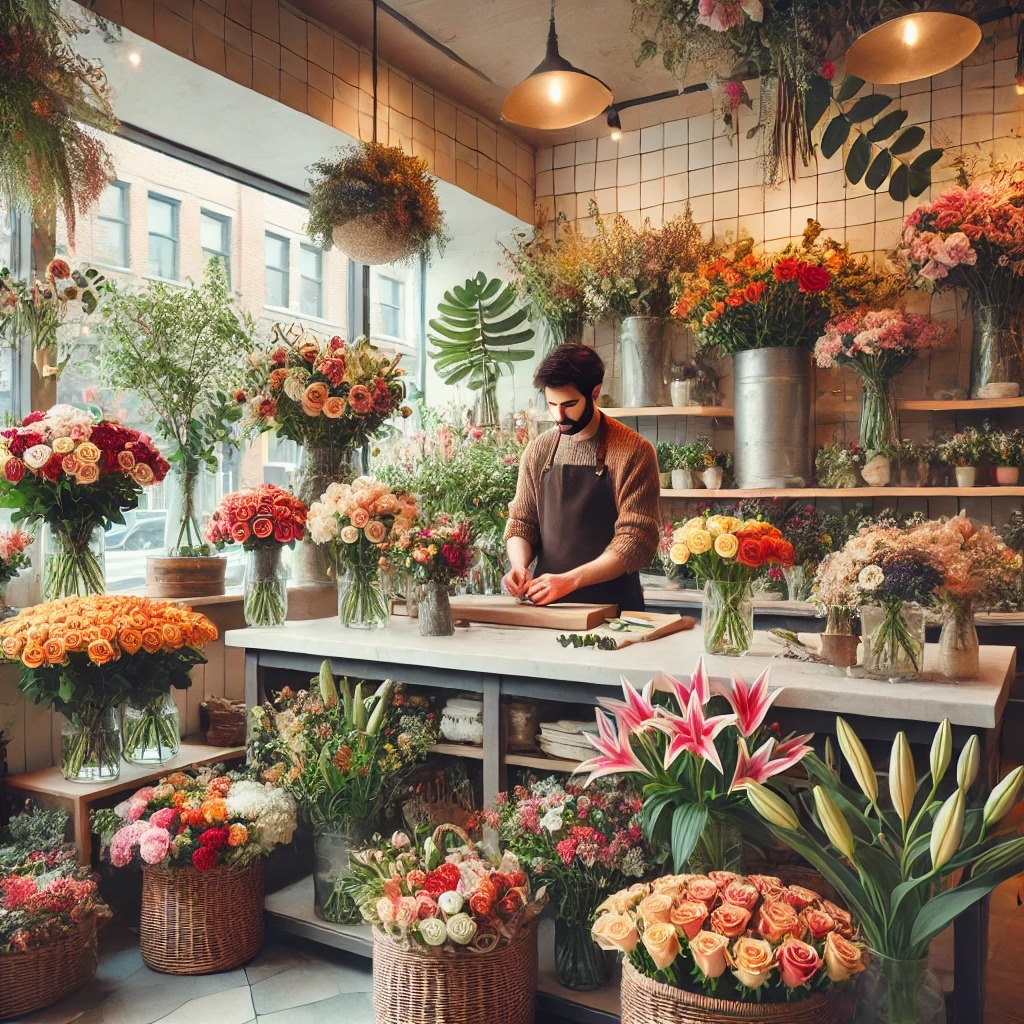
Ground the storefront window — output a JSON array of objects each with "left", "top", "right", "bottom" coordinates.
[{"left": 147, "top": 193, "right": 179, "bottom": 280}]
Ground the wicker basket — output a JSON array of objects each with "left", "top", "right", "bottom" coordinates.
[
  {"left": 0, "top": 917, "right": 98, "bottom": 1019},
  {"left": 200, "top": 696, "right": 248, "bottom": 747},
  {"left": 141, "top": 861, "right": 264, "bottom": 974},
  {"left": 621, "top": 960, "right": 839, "bottom": 1024},
  {"left": 332, "top": 216, "right": 419, "bottom": 265},
  {"left": 372, "top": 921, "right": 538, "bottom": 1024}
]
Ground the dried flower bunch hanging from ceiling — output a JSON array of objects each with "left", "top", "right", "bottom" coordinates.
[{"left": 0, "top": 0, "right": 118, "bottom": 244}]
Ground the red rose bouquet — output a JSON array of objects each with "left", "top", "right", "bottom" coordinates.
[
  {"left": 206, "top": 484, "right": 308, "bottom": 627},
  {"left": 592, "top": 872, "right": 865, "bottom": 1004},
  {"left": 0, "top": 405, "right": 169, "bottom": 599},
  {"left": 347, "top": 827, "right": 547, "bottom": 953}
]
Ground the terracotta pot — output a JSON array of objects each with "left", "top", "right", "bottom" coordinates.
[
  {"left": 146, "top": 556, "right": 227, "bottom": 598},
  {"left": 995, "top": 466, "right": 1020, "bottom": 485},
  {"left": 819, "top": 632, "right": 860, "bottom": 669}
]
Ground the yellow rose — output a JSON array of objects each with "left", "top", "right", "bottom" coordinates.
[
  {"left": 683, "top": 516, "right": 706, "bottom": 531},
  {"left": 638, "top": 893, "right": 674, "bottom": 925},
  {"left": 591, "top": 913, "right": 639, "bottom": 954},
  {"left": 729, "top": 936, "right": 776, "bottom": 989},
  {"left": 686, "top": 529, "right": 713, "bottom": 554},
  {"left": 713, "top": 532, "right": 740, "bottom": 559},
  {"left": 76, "top": 463, "right": 100, "bottom": 485},
  {"left": 690, "top": 930, "right": 730, "bottom": 979},
  {"left": 706, "top": 515, "right": 729, "bottom": 538},
  {"left": 641, "top": 922, "right": 680, "bottom": 971},
  {"left": 594, "top": 891, "right": 631, "bottom": 916},
  {"left": 75, "top": 442, "right": 101, "bottom": 465},
  {"left": 52, "top": 437, "right": 75, "bottom": 455},
  {"left": 823, "top": 932, "right": 866, "bottom": 982},
  {"left": 669, "top": 542, "right": 690, "bottom": 565}
]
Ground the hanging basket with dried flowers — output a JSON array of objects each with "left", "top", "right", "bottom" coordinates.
[
  {"left": 305, "top": 141, "right": 447, "bottom": 266},
  {"left": 0, "top": 0, "right": 118, "bottom": 245}
]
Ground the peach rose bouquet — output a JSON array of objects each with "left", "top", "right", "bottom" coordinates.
[
  {"left": 0, "top": 595, "right": 216, "bottom": 781},
  {"left": 593, "top": 872, "right": 865, "bottom": 1004}
]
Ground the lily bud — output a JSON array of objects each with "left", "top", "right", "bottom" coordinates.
[
  {"left": 930, "top": 789, "right": 965, "bottom": 871},
  {"left": 956, "top": 735, "right": 980, "bottom": 790},
  {"left": 889, "top": 732, "right": 916, "bottom": 824},
  {"left": 352, "top": 681, "right": 367, "bottom": 730},
  {"left": 813, "top": 786, "right": 857, "bottom": 863},
  {"left": 983, "top": 766, "right": 1024, "bottom": 830},
  {"left": 836, "top": 717, "right": 877, "bottom": 803},
  {"left": 929, "top": 719, "right": 952, "bottom": 787},
  {"left": 318, "top": 659, "right": 338, "bottom": 708},
  {"left": 746, "top": 781, "right": 800, "bottom": 831}
]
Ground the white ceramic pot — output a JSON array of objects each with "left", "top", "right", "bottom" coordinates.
[
  {"left": 701, "top": 466, "right": 723, "bottom": 489},
  {"left": 995, "top": 466, "right": 1020, "bottom": 485},
  {"left": 861, "top": 455, "right": 891, "bottom": 487},
  {"left": 954, "top": 466, "right": 978, "bottom": 488},
  {"left": 670, "top": 468, "right": 689, "bottom": 490}
]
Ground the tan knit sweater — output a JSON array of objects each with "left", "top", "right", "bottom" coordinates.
[{"left": 504, "top": 414, "right": 661, "bottom": 575}]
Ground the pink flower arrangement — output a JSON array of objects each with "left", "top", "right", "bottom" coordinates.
[
  {"left": 577, "top": 660, "right": 813, "bottom": 871},
  {"left": 390, "top": 516, "right": 474, "bottom": 586},
  {"left": 0, "top": 527, "right": 31, "bottom": 585},
  {"left": 815, "top": 307, "right": 946, "bottom": 372}
]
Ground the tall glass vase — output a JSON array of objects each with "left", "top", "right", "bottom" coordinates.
[
  {"left": 855, "top": 952, "right": 945, "bottom": 1024},
  {"left": 970, "top": 302, "right": 1022, "bottom": 398},
  {"left": 122, "top": 693, "right": 180, "bottom": 765},
  {"left": 937, "top": 599, "right": 979, "bottom": 680},
  {"left": 60, "top": 703, "right": 121, "bottom": 782},
  {"left": 43, "top": 522, "right": 105, "bottom": 600},
  {"left": 0, "top": 581, "right": 15, "bottom": 620},
  {"left": 859, "top": 374, "right": 900, "bottom": 454},
  {"left": 419, "top": 579, "right": 453, "bottom": 636},
  {"left": 337, "top": 566, "right": 390, "bottom": 629},
  {"left": 861, "top": 602, "right": 926, "bottom": 681},
  {"left": 313, "top": 821, "right": 376, "bottom": 924},
  {"left": 294, "top": 445, "right": 356, "bottom": 586},
  {"left": 243, "top": 546, "right": 288, "bottom": 626},
  {"left": 164, "top": 460, "right": 209, "bottom": 557},
  {"left": 701, "top": 580, "right": 753, "bottom": 656},
  {"left": 687, "top": 818, "right": 746, "bottom": 875},
  {"left": 554, "top": 911, "right": 611, "bottom": 992},
  {"left": 782, "top": 564, "right": 812, "bottom": 602}
]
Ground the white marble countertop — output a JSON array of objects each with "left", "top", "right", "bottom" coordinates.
[{"left": 225, "top": 617, "right": 1015, "bottom": 730}]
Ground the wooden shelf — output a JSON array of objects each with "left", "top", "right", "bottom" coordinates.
[
  {"left": 602, "top": 405, "right": 733, "bottom": 418},
  {"left": 898, "top": 397, "right": 1024, "bottom": 411},
  {"left": 429, "top": 741, "right": 485, "bottom": 760},
  {"left": 506, "top": 752, "right": 582, "bottom": 773},
  {"left": 661, "top": 486, "right": 1024, "bottom": 499}
]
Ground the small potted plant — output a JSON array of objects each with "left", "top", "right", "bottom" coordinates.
[
  {"left": 893, "top": 439, "right": 925, "bottom": 487},
  {"left": 673, "top": 442, "right": 708, "bottom": 489},
  {"left": 700, "top": 443, "right": 731, "bottom": 491},
  {"left": 861, "top": 443, "right": 896, "bottom": 487},
  {"left": 205, "top": 485, "right": 308, "bottom": 627},
  {"left": 814, "top": 441, "right": 865, "bottom": 489},
  {"left": 99, "top": 260, "right": 255, "bottom": 596},
  {"left": 939, "top": 428, "right": 985, "bottom": 488},
  {"left": 306, "top": 141, "right": 447, "bottom": 266},
  {"left": 990, "top": 429, "right": 1023, "bottom": 486},
  {"left": 655, "top": 442, "right": 675, "bottom": 488}
]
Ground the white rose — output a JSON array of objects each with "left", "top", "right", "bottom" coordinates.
[
  {"left": 437, "top": 891, "right": 464, "bottom": 916},
  {"left": 340, "top": 525, "right": 360, "bottom": 544},
  {"left": 23, "top": 444, "right": 52, "bottom": 471},
  {"left": 858, "top": 565, "right": 884, "bottom": 590},
  {"left": 418, "top": 917, "right": 448, "bottom": 946},
  {"left": 445, "top": 913, "right": 477, "bottom": 945},
  {"left": 540, "top": 806, "right": 564, "bottom": 834}
]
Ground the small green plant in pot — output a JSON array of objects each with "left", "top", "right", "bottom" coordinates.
[
  {"left": 427, "top": 273, "right": 534, "bottom": 425},
  {"left": 99, "top": 260, "right": 254, "bottom": 569}
]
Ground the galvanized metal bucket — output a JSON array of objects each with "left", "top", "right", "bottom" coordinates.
[
  {"left": 618, "top": 316, "right": 671, "bottom": 407},
  {"left": 733, "top": 347, "right": 811, "bottom": 488}
]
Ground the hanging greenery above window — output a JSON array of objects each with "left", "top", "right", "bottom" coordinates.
[{"left": 0, "top": 0, "right": 118, "bottom": 244}]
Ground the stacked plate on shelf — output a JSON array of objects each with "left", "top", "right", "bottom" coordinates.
[
  {"left": 538, "top": 719, "right": 599, "bottom": 762},
  {"left": 439, "top": 696, "right": 484, "bottom": 745}
]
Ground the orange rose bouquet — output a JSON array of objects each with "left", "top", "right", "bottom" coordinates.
[
  {"left": 669, "top": 514, "right": 795, "bottom": 656},
  {"left": 592, "top": 872, "right": 865, "bottom": 1006},
  {"left": 0, "top": 595, "right": 217, "bottom": 781}
]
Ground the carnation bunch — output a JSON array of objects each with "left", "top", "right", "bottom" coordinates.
[
  {"left": 205, "top": 484, "right": 307, "bottom": 550},
  {"left": 0, "top": 866, "right": 109, "bottom": 953},
  {"left": 93, "top": 767, "right": 297, "bottom": 872},
  {"left": 815, "top": 307, "right": 946, "bottom": 375},
  {"left": 592, "top": 872, "right": 864, "bottom": 1001},
  {"left": 239, "top": 323, "right": 409, "bottom": 450},
  {"left": 0, "top": 528, "right": 31, "bottom": 585},
  {"left": 391, "top": 516, "right": 474, "bottom": 586},
  {"left": 347, "top": 828, "right": 547, "bottom": 953}
]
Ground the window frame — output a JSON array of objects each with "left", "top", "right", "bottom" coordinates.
[
  {"left": 95, "top": 180, "right": 131, "bottom": 270},
  {"left": 378, "top": 274, "right": 404, "bottom": 342},
  {"left": 299, "top": 242, "right": 324, "bottom": 319},
  {"left": 200, "top": 208, "right": 232, "bottom": 284},
  {"left": 264, "top": 230, "right": 291, "bottom": 311},
  {"left": 147, "top": 192, "right": 181, "bottom": 281}
]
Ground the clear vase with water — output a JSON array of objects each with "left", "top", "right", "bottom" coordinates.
[
  {"left": 702, "top": 580, "right": 753, "bottom": 656},
  {"left": 854, "top": 952, "right": 945, "bottom": 1024},
  {"left": 61, "top": 703, "right": 121, "bottom": 782},
  {"left": 313, "top": 821, "right": 376, "bottom": 924},
  {"left": 122, "top": 693, "right": 180, "bottom": 765},
  {"left": 337, "top": 566, "right": 391, "bottom": 629},
  {"left": 861, "top": 602, "right": 926, "bottom": 681},
  {"left": 244, "top": 546, "right": 288, "bottom": 626},
  {"left": 937, "top": 599, "right": 979, "bottom": 680},
  {"left": 43, "top": 522, "right": 105, "bottom": 599}
]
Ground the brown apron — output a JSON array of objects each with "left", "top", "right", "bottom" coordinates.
[{"left": 534, "top": 419, "right": 645, "bottom": 612}]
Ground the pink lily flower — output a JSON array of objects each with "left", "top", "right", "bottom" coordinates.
[
  {"left": 578, "top": 710, "right": 653, "bottom": 786},
  {"left": 717, "top": 667, "right": 781, "bottom": 736},
  {"left": 597, "top": 675, "right": 660, "bottom": 732},
  {"left": 730, "top": 733, "right": 814, "bottom": 791},
  {"left": 663, "top": 657, "right": 712, "bottom": 712},
  {"left": 662, "top": 690, "right": 736, "bottom": 774}
]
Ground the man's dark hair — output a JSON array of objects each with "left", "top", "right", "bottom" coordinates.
[{"left": 533, "top": 344, "right": 605, "bottom": 394}]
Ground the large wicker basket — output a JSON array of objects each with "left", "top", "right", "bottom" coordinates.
[
  {"left": 141, "top": 861, "right": 264, "bottom": 975},
  {"left": 372, "top": 921, "right": 538, "bottom": 1024},
  {"left": 0, "top": 917, "right": 98, "bottom": 1019},
  {"left": 621, "top": 960, "right": 840, "bottom": 1024}
]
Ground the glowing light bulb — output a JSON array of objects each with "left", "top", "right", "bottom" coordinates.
[
  {"left": 902, "top": 19, "right": 918, "bottom": 46},
  {"left": 548, "top": 79, "right": 562, "bottom": 104},
  {"left": 128, "top": 51, "right": 141, "bottom": 66},
  {"left": 610, "top": 128, "right": 622, "bottom": 142},
  {"left": 1016, "top": 79, "right": 1024, "bottom": 96}
]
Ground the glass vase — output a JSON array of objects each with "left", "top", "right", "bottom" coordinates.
[
  {"left": 0, "top": 581, "right": 15, "bottom": 620},
  {"left": 858, "top": 375, "right": 900, "bottom": 454},
  {"left": 122, "top": 693, "right": 180, "bottom": 765},
  {"left": 164, "top": 461, "right": 209, "bottom": 557},
  {"left": 782, "top": 565, "right": 812, "bottom": 602},
  {"left": 337, "top": 566, "right": 391, "bottom": 629},
  {"left": 702, "top": 580, "right": 753, "bottom": 656},
  {"left": 244, "top": 546, "right": 288, "bottom": 626},
  {"left": 861, "top": 602, "right": 926, "bottom": 682},
  {"left": 554, "top": 912, "right": 611, "bottom": 992},
  {"left": 43, "top": 522, "right": 105, "bottom": 600},
  {"left": 970, "top": 302, "right": 1022, "bottom": 399},
  {"left": 294, "top": 445, "right": 357, "bottom": 586},
  {"left": 686, "top": 818, "right": 746, "bottom": 875},
  {"left": 937, "top": 599, "right": 979, "bottom": 681},
  {"left": 313, "top": 821, "right": 376, "bottom": 924},
  {"left": 60, "top": 704, "right": 121, "bottom": 782},
  {"left": 854, "top": 952, "right": 945, "bottom": 1024},
  {"left": 419, "top": 580, "right": 454, "bottom": 637},
  {"left": 475, "top": 531, "right": 507, "bottom": 596}
]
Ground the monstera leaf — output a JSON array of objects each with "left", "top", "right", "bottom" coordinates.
[{"left": 428, "top": 272, "right": 534, "bottom": 423}]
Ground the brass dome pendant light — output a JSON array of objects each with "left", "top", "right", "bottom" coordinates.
[
  {"left": 845, "top": 12, "right": 981, "bottom": 85},
  {"left": 501, "top": 0, "right": 613, "bottom": 130}
]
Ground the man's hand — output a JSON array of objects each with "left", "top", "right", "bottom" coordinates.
[
  {"left": 526, "top": 572, "right": 577, "bottom": 606},
  {"left": 503, "top": 566, "right": 534, "bottom": 599}
]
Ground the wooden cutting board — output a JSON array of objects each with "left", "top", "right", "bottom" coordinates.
[
  {"left": 595, "top": 611, "right": 697, "bottom": 648},
  {"left": 446, "top": 595, "right": 617, "bottom": 630}
]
